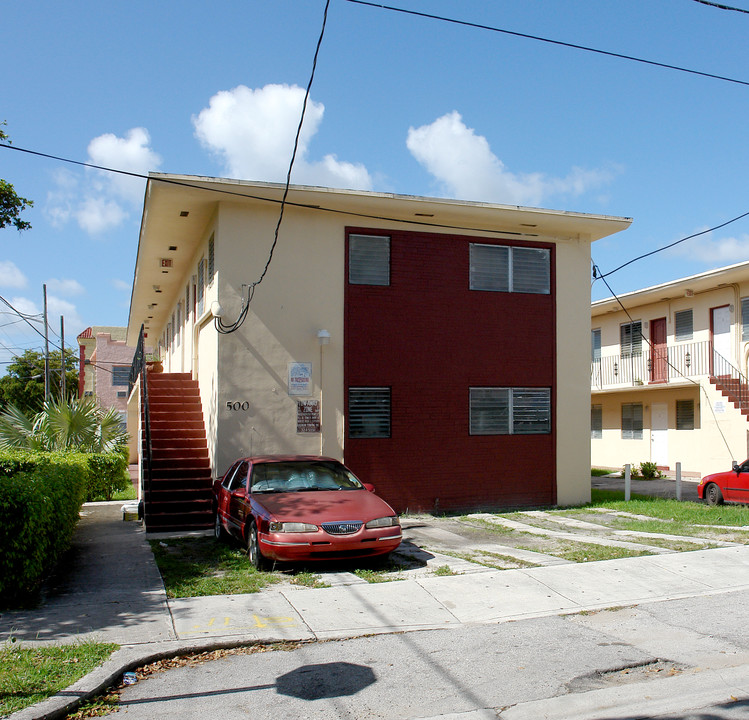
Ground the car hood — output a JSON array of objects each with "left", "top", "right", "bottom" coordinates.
[{"left": 254, "top": 489, "right": 396, "bottom": 523}]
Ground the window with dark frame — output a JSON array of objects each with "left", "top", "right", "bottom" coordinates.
[
  {"left": 469, "top": 387, "right": 550, "bottom": 435},
  {"left": 348, "top": 387, "right": 391, "bottom": 438},
  {"left": 469, "top": 243, "right": 550, "bottom": 295},
  {"left": 742, "top": 297, "right": 749, "bottom": 342},
  {"left": 112, "top": 366, "right": 130, "bottom": 386},
  {"left": 591, "top": 405, "right": 602, "bottom": 439},
  {"left": 674, "top": 309, "right": 693, "bottom": 342},
  {"left": 676, "top": 399, "right": 695, "bottom": 430},
  {"left": 621, "top": 403, "right": 643, "bottom": 439},
  {"left": 620, "top": 321, "right": 642, "bottom": 358},
  {"left": 349, "top": 235, "right": 390, "bottom": 286}
]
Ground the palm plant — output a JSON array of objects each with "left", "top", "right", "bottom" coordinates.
[{"left": 0, "top": 397, "right": 129, "bottom": 453}]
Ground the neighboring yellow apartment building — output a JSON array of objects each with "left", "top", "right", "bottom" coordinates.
[{"left": 591, "top": 261, "right": 749, "bottom": 478}]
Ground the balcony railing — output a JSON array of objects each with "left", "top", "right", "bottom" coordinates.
[{"left": 591, "top": 340, "right": 713, "bottom": 390}]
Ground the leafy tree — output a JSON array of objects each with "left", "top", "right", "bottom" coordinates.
[
  {"left": 0, "top": 349, "right": 79, "bottom": 414},
  {"left": 0, "top": 123, "right": 34, "bottom": 231},
  {"left": 0, "top": 397, "right": 129, "bottom": 453}
]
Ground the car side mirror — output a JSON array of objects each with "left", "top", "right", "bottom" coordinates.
[
  {"left": 363, "top": 483, "right": 375, "bottom": 493},
  {"left": 733, "top": 461, "right": 740, "bottom": 473}
]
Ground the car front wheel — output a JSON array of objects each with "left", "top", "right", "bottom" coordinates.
[
  {"left": 214, "top": 512, "right": 227, "bottom": 542},
  {"left": 705, "top": 483, "right": 724, "bottom": 506},
  {"left": 247, "top": 521, "right": 270, "bottom": 571}
]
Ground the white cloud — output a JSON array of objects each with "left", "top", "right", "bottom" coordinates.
[
  {"left": 76, "top": 197, "right": 128, "bottom": 235},
  {"left": 87, "top": 127, "right": 160, "bottom": 206},
  {"left": 46, "top": 278, "right": 85, "bottom": 297},
  {"left": 46, "top": 128, "right": 161, "bottom": 235},
  {"left": 112, "top": 278, "right": 131, "bottom": 291},
  {"left": 193, "top": 84, "right": 372, "bottom": 190},
  {"left": 671, "top": 231, "right": 749, "bottom": 264},
  {"left": 406, "top": 111, "right": 612, "bottom": 206},
  {"left": 0, "top": 261, "right": 28, "bottom": 289}
]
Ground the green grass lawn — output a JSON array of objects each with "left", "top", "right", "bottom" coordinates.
[
  {"left": 149, "top": 537, "right": 283, "bottom": 597},
  {"left": 0, "top": 641, "right": 117, "bottom": 716}
]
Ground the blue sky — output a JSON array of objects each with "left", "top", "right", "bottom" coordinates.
[{"left": 2, "top": 0, "right": 749, "bottom": 370}]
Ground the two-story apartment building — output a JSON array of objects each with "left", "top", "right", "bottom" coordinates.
[
  {"left": 591, "top": 261, "right": 749, "bottom": 477},
  {"left": 126, "top": 173, "right": 631, "bottom": 530}
]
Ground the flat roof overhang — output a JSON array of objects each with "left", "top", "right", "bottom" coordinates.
[{"left": 128, "top": 174, "right": 633, "bottom": 344}]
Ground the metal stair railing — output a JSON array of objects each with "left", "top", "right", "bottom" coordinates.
[
  {"left": 711, "top": 347, "right": 749, "bottom": 414},
  {"left": 128, "top": 324, "right": 153, "bottom": 524}
]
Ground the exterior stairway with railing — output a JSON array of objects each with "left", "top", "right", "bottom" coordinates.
[
  {"left": 709, "top": 352, "right": 749, "bottom": 418},
  {"left": 142, "top": 372, "right": 213, "bottom": 532}
]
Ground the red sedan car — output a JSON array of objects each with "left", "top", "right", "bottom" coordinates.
[
  {"left": 212, "top": 455, "right": 401, "bottom": 569},
  {"left": 698, "top": 460, "right": 749, "bottom": 505}
]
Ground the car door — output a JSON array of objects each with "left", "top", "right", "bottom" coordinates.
[
  {"left": 725, "top": 461, "right": 749, "bottom": 503},
  {"left": 227, "top": 461, "right": 251, "bottom": 532}
]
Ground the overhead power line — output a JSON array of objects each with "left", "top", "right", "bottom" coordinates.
[
  {"left": 345, "top": 0, "right": 749, "bottom": 87},
  {"left": 692, "top": 0, "right": 749, "bottom": 13},
  {"left": 595, "top": 209, "right": 749, "bottom": 280}
]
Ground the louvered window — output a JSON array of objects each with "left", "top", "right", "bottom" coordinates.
[
  {"left": 513, "top": 247, "right": 550, "bottom": 293},
  {"left": 197, "top": 258, "right": 205, "bottom": 316},
  {"left": 675, "top": 309, "right": 693, "bottom": 342},
  {"left": 112, "top": 366, "right": 130, "bottom": 386},
  {"left": 591, "top": 329, "right": 601, "bottom": 361},
  {"left": 469, "top": 244, "right": 550, "bottom": 294},
  {"left": 348, "top": 387, "right": 391, "bottom": 438},
  {"left": 620, "top": 321, "right": 642, "bottom": 358},
  {"left": 470, "top": 244, "right": 509, "bottom": 292},
  {"left": 349, "top": 235, "right": 390, "bottom": 285},
  {"left": 621, "top": 403, "right": 643, "bottom": 439},
  {"left": 591, "top": 405, "right": 602, "bottom": 439},
  {"left": 676, "top": 399, "right": 695, "bottom": 430},
  {"left": 470, "top": 387, "right": 550, "bottom": 435},
  {"left": 742, "top": 298, "right": 749, "bottom": 342},
  {"left": 208, "top": 234, "right": 215, "bottom": 283}
]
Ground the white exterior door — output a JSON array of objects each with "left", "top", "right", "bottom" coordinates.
[
  {"left": 651, "top": 402, "right": 668, "bottom": 467},
  {"left": 712, "top": 305, "right": 731, "bottom": 361}
]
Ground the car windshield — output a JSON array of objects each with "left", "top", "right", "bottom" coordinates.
[{"left": 250, "top": 461, "right": 364, "bottom": 493}]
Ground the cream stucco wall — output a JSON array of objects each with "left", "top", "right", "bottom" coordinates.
[
  {"left": 555, "top": 236, "right": 595, "bottom": 506},
  {"left": 211, "top": 201, "right": 344, "bottom": 478}
]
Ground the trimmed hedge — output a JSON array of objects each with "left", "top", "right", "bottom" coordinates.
[
  {"left": 0, "top": 450, "right": 125, "bottom": 607},
  {"left": 84, "top": 450, "right": 130, "bottom": 502}
]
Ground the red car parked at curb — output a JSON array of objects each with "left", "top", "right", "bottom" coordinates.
[
  {"left": 212, "top": 455, "right": 402, "bottom": 569},
  {"left": 698, "top": 459, "right": 749, "bottom": 505}
]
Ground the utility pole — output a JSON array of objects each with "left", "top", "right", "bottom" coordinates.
[
  {"left": 43, "top": 284, "right": 50, "bottom": 403},
  {"left": 60, "top": 315, "right": 66, "bottom": 399}
]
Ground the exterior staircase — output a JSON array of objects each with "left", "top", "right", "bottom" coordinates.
[
  {"left": 710, "top": 374, "right": 749, "bottom": 417},
  {"left": 141, "top": 371, "right": 213, "bottom": 532}
]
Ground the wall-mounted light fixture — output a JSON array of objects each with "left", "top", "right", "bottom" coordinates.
[{"left": 317, "top": 329, "right": 331, "bottom": 345}]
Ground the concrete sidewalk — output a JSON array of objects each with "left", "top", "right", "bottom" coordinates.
[{"left": 5, "top": 501, "right": 749, "bottom": 719}]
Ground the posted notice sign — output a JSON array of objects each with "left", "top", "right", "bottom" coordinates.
[
  {"left": 288, "top": 362, "right": 312, "bottom": 396},
  {"left": 297, "top": 400, "right": 320, "bottom": 433}
]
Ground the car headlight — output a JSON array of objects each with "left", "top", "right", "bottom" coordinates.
[
  {"left": 365, "top": 516, "right": 400, "bottom": 529},
  {"left": 268, "top": 522, "right": 318, "bottom": 533}
]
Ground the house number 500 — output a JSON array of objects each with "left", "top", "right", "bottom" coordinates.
[{"left": 226, "top": 401, "right": 250, "bottom": 411}]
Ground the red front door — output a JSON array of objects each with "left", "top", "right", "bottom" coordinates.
[{"left": 650, "top": 317, "right": 667, "bottom": 383}]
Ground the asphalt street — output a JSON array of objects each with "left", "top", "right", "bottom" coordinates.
[{"left": 115, "top": 589, "right": 749, "bottom": 719}]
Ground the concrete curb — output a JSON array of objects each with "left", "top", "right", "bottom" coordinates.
[{"left": 7, "top": 634, "right": 317, "bottom": 720}]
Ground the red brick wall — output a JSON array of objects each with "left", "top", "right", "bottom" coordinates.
[{"left": 344, "top": 228, "right": 556, "bottom": 513}]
